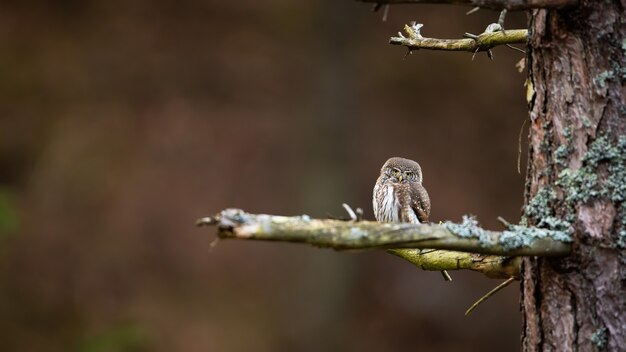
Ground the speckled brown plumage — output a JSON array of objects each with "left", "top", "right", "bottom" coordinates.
[{"left": 373, "top": 157, "right": 430, "bottom": 224}]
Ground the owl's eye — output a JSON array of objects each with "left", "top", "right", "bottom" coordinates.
[
  {"left": 405, "top": 171, "right": 413, "bottom": 178},
  {"left": 391, "top": 168, "right": 401, "bottom": 176}
]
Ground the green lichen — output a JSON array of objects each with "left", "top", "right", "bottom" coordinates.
[
  {"left": 593, "top": 70, "right": 614, "bottom": 88},
  {"left": 556, "top": 168, "right": 600, "bottom": 203},
  {"left": 618, "top": 229, "right": 626, "bottom": 248},
  {"left": 618, "top": 206, "right": 626, "bottom": 248},
  {"left": 520, "top": 128, "right": 624, "bottom": 238},
  {"left": 581, "top": 115, "right": 592, "bottom": 129},
  {"left": 590, "top": 327, "right": 607, "bottom": 349},
  {"left": 550, "top": 135, "right": 626, "bottom": 247},
  {"left": 554, "top": 145, "right": 570, "bottom": 167},
  {"left": 500, "top": 224, "right": 572, "bottom": 250},
  {"left": 605, "top": 137, "right": 626, "bottom": 203},
  {"left": 443, "top": 215, "right": 492, "bottom": 246},
  {"left": 557, "top": 136, "right": 626, "bottom": 204},
  {"left": 449, "top": 135, "right": 626, "bottom": 250},
  {"left": 522, "top": 186, "right": 572, "bottom": 232},
  {"left": 443, "top": 215, "right": 569, "bottom": 250},
  {"left": 563, "top": 126, "right": 572, "bottom": 140},
  {"left": 539, "top": 135, "right": 551, "bottom": 154},
  {"left": 553, "top": 127, "right": 573, "bottom": 167}
]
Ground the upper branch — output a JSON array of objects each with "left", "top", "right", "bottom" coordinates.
[
  {"left": 197, "top": 209, "right": 572, "bottom": 257},
  {"left": 391, "top": 22, "right": 527, "bottom": 54},
  {"left": 358, "top": 0, "right": 577, "bottom": 11}
]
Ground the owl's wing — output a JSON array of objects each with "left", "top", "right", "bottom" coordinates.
[{"left": 410, "top": 183, "right": 431, "bottom": 223}]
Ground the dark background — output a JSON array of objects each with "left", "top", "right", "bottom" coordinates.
[{"left": 0, "top": 1, "right": 529, "bottom": 351}]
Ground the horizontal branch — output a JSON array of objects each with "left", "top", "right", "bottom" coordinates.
[
  {"left": 390, "top": 22, "right": 527, "bottom": 54},
  {"left": 197, "top": 209, "right": 571, "bottom": 257},
  {"left": 358, "top": 0, "right": 577, "bottom": 11},
  {"left": 388, "top": 249, "right": 521, "bottom": 279}
]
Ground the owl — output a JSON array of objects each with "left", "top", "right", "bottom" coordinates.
[
  {"left": 373, "top": 157, "right": 450, "bottom": 280},
  {"left": 373, "top": 157, "right": 430, "bottom": 224}
]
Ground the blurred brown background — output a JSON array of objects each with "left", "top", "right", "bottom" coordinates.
[{"left": 0, "top": 1, "right": 529, "bottom": 351}]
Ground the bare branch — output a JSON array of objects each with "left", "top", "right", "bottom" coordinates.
[
  {"left": 197, "top": 209, "right": 572, "bottom": 257},
  {"left": 360, "top": 0, "right": 577, "bottom": 11},
  {"left": 390, "top": 22, "right": 527, "bottom": 55}
]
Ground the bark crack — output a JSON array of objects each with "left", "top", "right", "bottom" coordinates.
[
  {"left": 568, "top": 284, "right": 579, "bottom": 348},
  {"left": 535, "top": 263, "right": 545, "bottom": 351}
]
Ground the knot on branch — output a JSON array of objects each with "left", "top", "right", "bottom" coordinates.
[{"left": 397, "top": 21, "right": 424, "bottom": 39}]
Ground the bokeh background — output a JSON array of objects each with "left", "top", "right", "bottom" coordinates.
[{"left": 0, "top": 1, "right": 530, "bottom": 351}]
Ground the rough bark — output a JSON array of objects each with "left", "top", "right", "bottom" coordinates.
[{"left": 522, "top": 1, "right": 626, "bottom": 351}]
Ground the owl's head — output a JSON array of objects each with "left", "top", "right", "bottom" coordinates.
[{"left": 380, "top": 157, "right": 423, "bottom": 184}]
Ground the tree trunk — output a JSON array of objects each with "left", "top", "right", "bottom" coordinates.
[{"left": 522, "top": 1, "right": 625, "bottom": 351}]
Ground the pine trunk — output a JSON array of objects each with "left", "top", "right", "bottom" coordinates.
[{"left": 522, "top": 1, "right": 625, "bottom": 351}]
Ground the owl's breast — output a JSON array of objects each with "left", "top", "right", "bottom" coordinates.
[{"left": 373, "top": 183, "right": 401, "bottom": 223}]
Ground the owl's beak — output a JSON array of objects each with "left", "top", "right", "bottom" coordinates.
[{"left": 398, "top": 175, "right": 403, "bottom": 182}]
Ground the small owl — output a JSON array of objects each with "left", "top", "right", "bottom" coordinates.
[
  {"left": 374, "top": 157, "right": 450, "bottom": 280},
  {"left": 373, "top": 157, "right": 430, "bottom": 224}
]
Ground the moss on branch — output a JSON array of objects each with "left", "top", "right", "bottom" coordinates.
[
  {"left": 387, "top": 249, "right": 521, "bottom": 279},
  {"left": 197, "top": 209, "right": 571, "bottom": 257}
]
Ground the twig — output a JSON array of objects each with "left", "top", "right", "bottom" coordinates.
[
  {"left": 342, "top": 203, "right": 364, "bottom": 221},
  {"left": 342, "top": 203, "right": 358, "bottom": 221},
  {"left": 356, "top": 0, "right": 578, "bottom": 11},
  {"left": 466, "top": 6, "right": 481, "bottom": 15},
  {"left": 382, "top": 4, "right": 390, "bottom": 21},
  {"left": 497, "top": 216, "right": 512, "bottom": 228},
  {"left": 497, "top": 9, "right": 508, "bottom": 31},
  {"left": 506, "top": 44, "right": 526, "bottom": 53},
  {"left": 465, "top": 276, "right": 516, "bottom": 315},
  {"left": 518, "top": 118, "right": 528, "bottom": 174}
]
